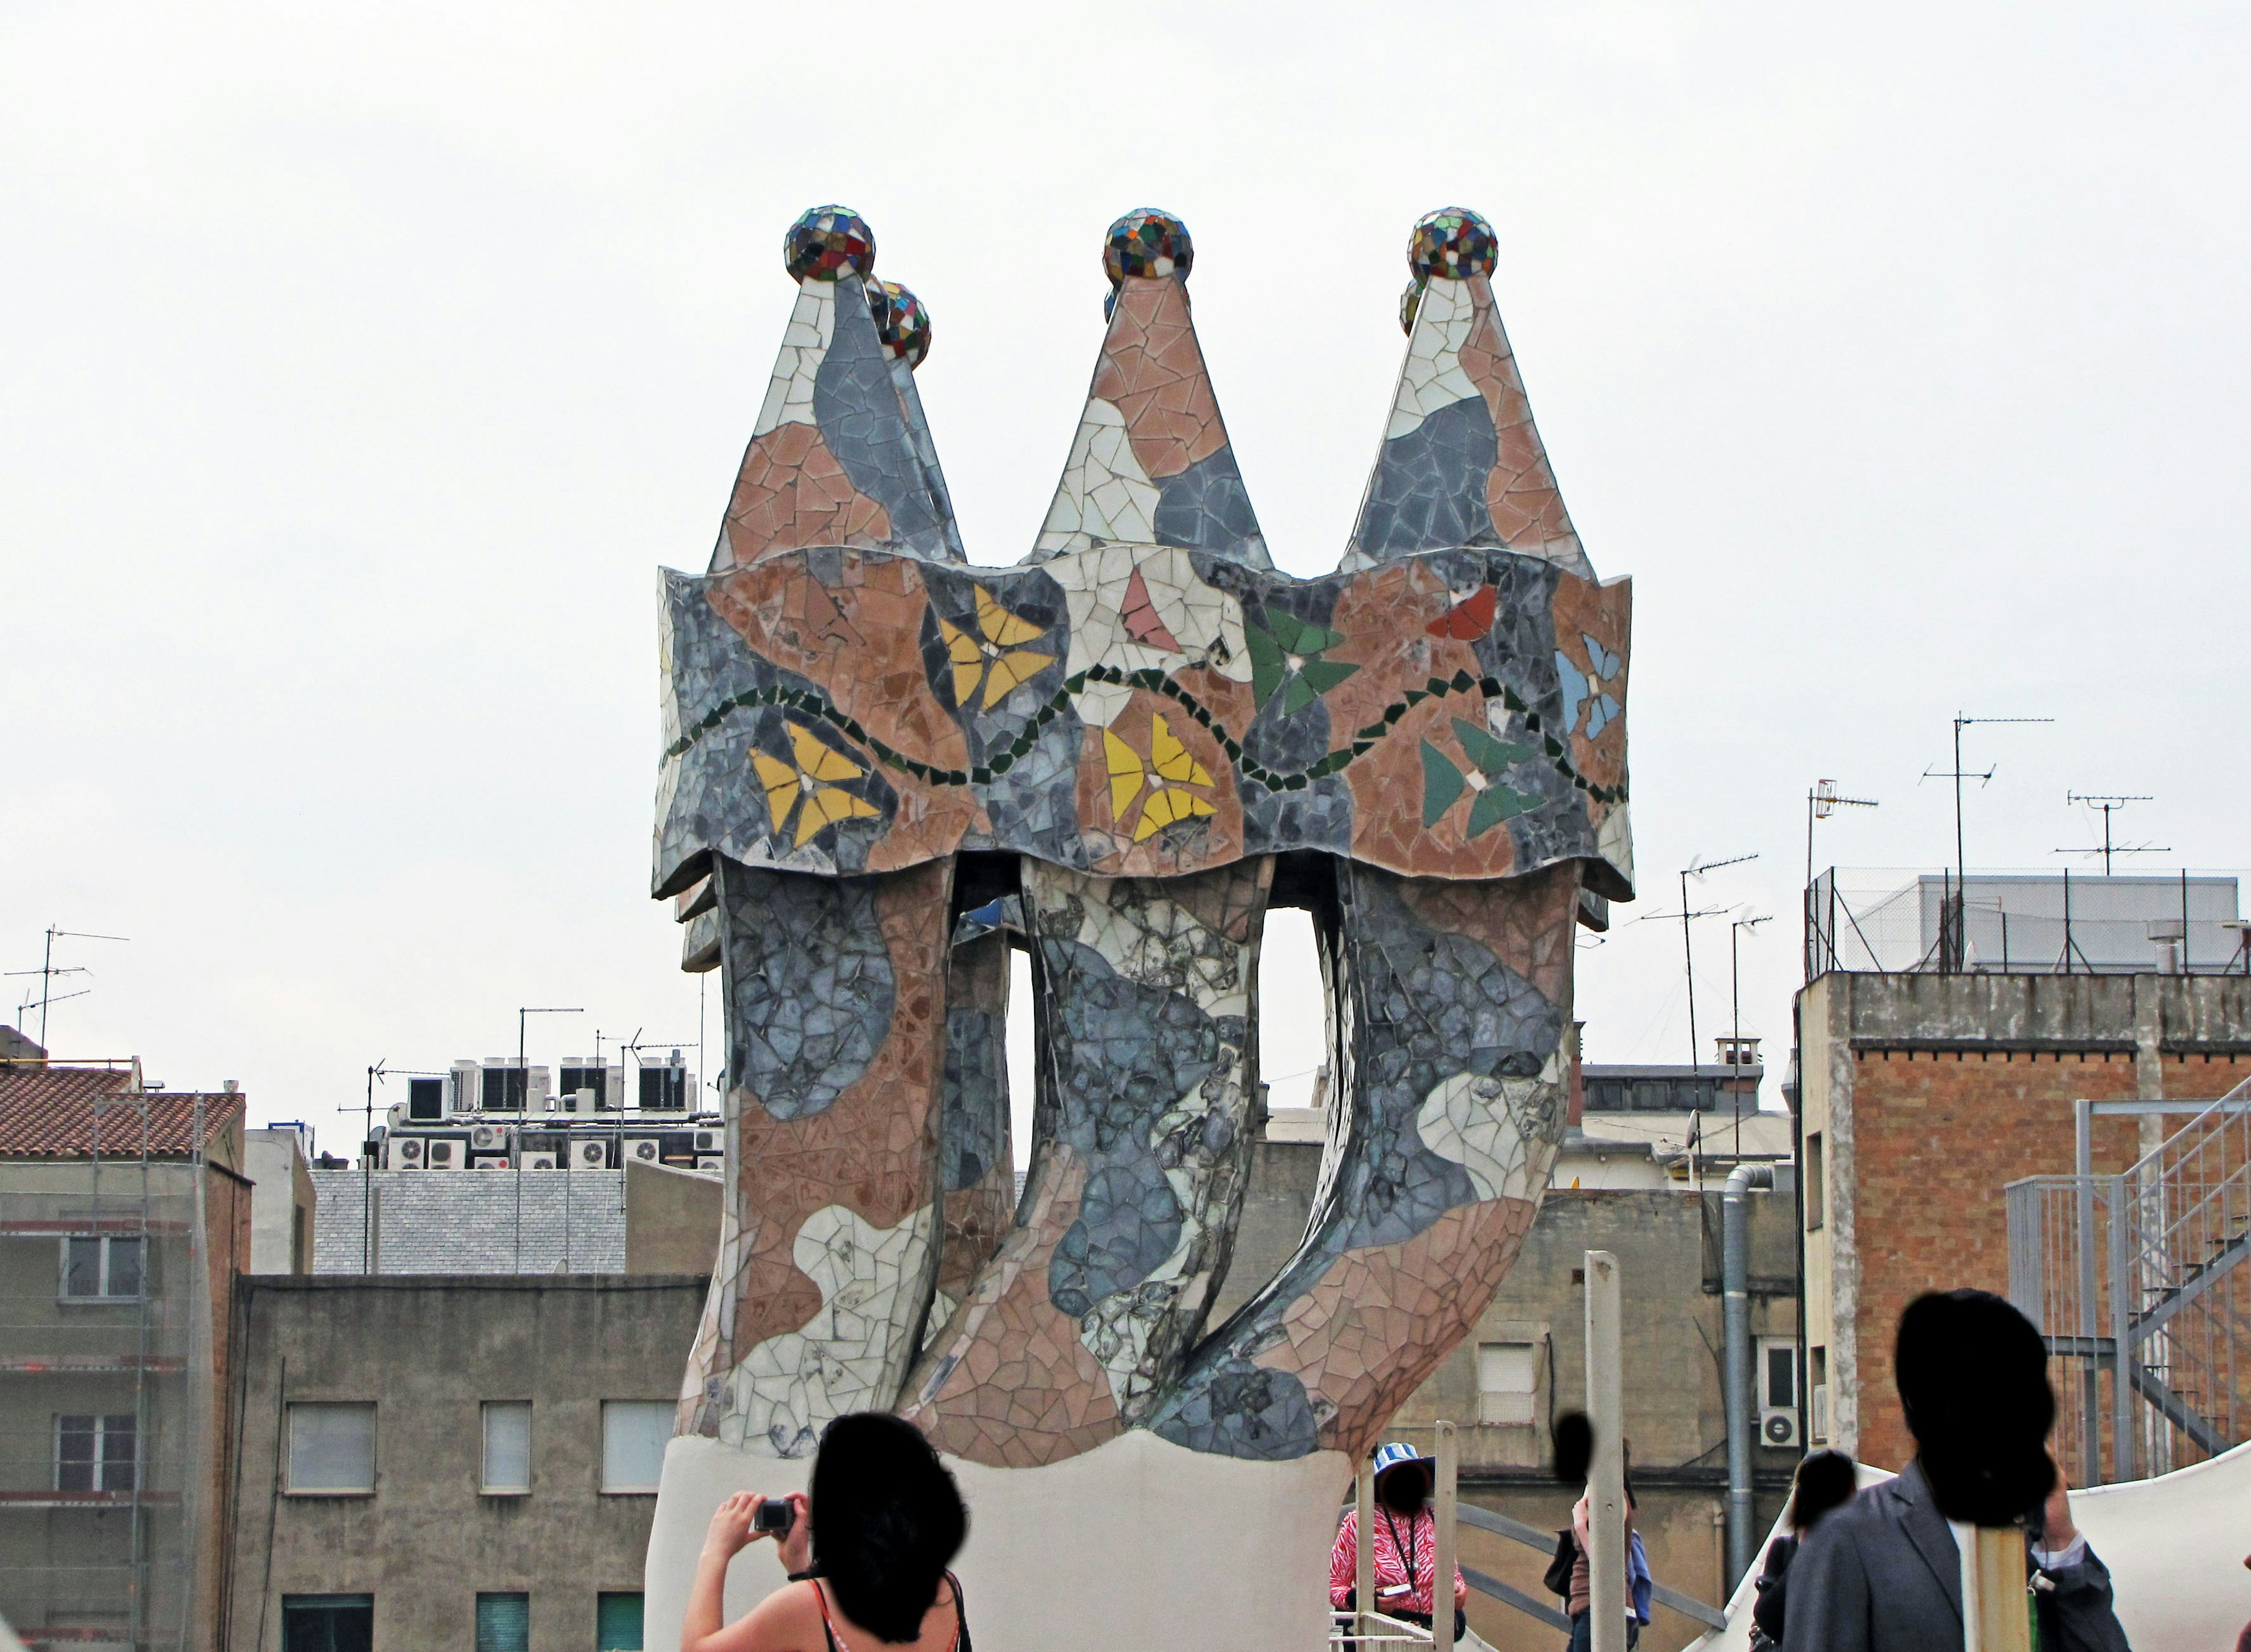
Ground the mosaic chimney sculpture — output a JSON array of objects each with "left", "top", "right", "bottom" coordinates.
[{"left": 653, "top": 200, "right": 1630, "bottom": 1495}]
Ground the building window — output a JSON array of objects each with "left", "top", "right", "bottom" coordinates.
[
  {"left": 600, "top": 1401, "right": 671, "bottom": 1493},
  {"left": 57, "top": 1415, "right": 137, "bottom": 1492},
  {"left": 1476, "top": 1341, "right": 1538, "bottom": 1426},
  {"left": 1804, "top": 1133, "right": 1825, "bottom": 1232},
  {"left": 287, "top": 1403, "right": 376, "bottom": 1494},
  {"left": 1760, "top": 1338, "right": 1798, "bottom": 1413},
  {"left": 597, "top": 1593, "right": 645, "bottom": 1651},
  {"left": 476, "top": 1593, "right": 530, "bottom": 1652},
  {"left": 1809, "top": 1346, "right": 1829, "bottom": 1443},
  {"left": 282, "top": 1595, "right": 373, "bottom": 1652},
  {"left": 60, "top": 1235, "right": 143, "bottom": 1300},
  {"left": 482, "top": 1402, "right": 532, "bottom": 1494}
]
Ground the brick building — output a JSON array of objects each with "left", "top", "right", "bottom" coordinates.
[{"left": 1797, "top": 969, "right": 2251, "bottom": 1471}]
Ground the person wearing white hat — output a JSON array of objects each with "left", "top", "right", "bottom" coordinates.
[{"left": 1328, "top": 1442, "right": 1468, "bottom": 1640}]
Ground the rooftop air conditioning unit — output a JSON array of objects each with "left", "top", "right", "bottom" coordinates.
[
  {"left": 471, "top": 1124, "right": 508, "bottom": 1152},
  {"left": 426, "top": 1140, "right": 460, "bottom": 1169},
  {"left": 520, "top": 1152, "right": 558, "bottom": 1171},
  {"left": 1761, "top": 1408, "right": 1801, "bottom": 1448},
  {"left": 694, "top": 1130, "right": 723, "bottom": 1154},
  {"left": 386, "top": 1102, "right": 410, "bottom": 1129},
  {"left": 627, "top": 1138, "right": 663, "bottom": 1165},
  {"left": 472, "top": 1155, "right": 509, "bottom": 1170},
  {"left": 389, "top": 1137, "right": 425, "bottom": 1169},
  {"left": 695, "top": 1155, "right": 725, "bottom": 1175},
  {"left": 575, "top": 1140, "right": 608, "bottom": 1170}
]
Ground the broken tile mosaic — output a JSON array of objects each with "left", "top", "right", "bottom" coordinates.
[{"left": 662, "top": 206, "right": 1632, "bottom": 1469}]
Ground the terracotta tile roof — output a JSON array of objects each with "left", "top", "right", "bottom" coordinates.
[{"left": 0, "top": 1067, "right": 243, "bottom": 1158}]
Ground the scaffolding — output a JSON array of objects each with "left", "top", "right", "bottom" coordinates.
[
  {"left": 2007, "top": 1075, "right": 2251, "bottom": 1485},
  {"left": 0, "top": 1086, "right": 212, "bottom": 1651}
]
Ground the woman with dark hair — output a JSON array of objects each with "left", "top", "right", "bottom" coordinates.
[
  {"left": 684, "top": 1413, "right": 971, "bottom": 1652},
  {"left": 1749, "top": 1449, "right": 1857, "bottom": 1651}
]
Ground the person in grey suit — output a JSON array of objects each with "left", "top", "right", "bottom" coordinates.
[{"left": 1781, "top": 1290, "right": 2131, "bottom": 1651}]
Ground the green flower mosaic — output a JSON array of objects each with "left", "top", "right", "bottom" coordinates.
[
  {"left": 1244, "top": 614, "right": 1359, "bottom": 715},
  {"left": 1421, "top": 717, "right": 1538, "bottom": 839}
]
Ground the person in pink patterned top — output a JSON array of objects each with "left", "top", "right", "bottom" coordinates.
[{"left": 1329, "top": 1443, "right": 1469, "bottom": 1637}]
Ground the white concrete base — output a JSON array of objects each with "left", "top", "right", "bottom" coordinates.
[{"left": 646, "top": 1430, "right": 1354, "bottom": 1652}]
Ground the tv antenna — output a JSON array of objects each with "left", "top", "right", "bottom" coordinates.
[
  {"left": 1728, "top": 913, "right": 1770, "bottom": 1161},
  {"left": 1641, "top": 853, "right": 1758, "bottom": 1075},
  {"left": 2053, "top": 793, "right": 2165, "bottom": 876},
  {"left": 1922, "top": 714, "right": 2052, "bottom": 969},
  {"left": 5, "top": 926, "right": 128, "bottom": 1050}
]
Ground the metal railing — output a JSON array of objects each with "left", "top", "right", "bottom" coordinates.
[
  {"left": 1807, "top": 867, "right": 2249, "bottom": 980},
  {"left": 1331, "top": 1420, "right": 1723, "bottom": 1650},
  {"left": 2007, "top": 1076, "right": 2251, "bottom": 1483}
]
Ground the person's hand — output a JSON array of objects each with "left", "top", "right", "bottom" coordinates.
[
  {"left": 1453, "top": 1575, "right": 1468, "bottom": 1608},
  {"left": 773, "top": 1492, "right": 813, "bottom": 1576},
  {"left": 2039, "top": 1456, "right": 2077, "bottom": 1553},
  {"left": 703, "top": 1491, "right": 762, "bottom": 1562}
]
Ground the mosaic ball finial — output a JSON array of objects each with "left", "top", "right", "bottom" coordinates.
[
  {"left": 1408, "top": 208, "right": 1497, "bottom": 281},
  {"left": 785, "top": 205, "right": 876, "bottom": 283},
  {"left": 1104, "top": 209, "right": 1193, "bottom": 285},
  {"left": 869, "top": 280, "right": 931, "bottom": 369}
]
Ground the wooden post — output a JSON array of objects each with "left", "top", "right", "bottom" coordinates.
[
  {"left": 1586, "top": 1250, "right": 1627, "bottom": 1652},
  {"left": 1960, "top": 1524, "right": 2034, "bottom": 1652},
  {"left": 1355, "top": 1449, "right": 1375, "bottom": 1649},
  {"left": 1432, "top": 1421, "right": 1458, "bottom": 1652}
]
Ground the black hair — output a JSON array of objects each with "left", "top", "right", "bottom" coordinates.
[
  {"left": 810, "top": 1413, "right": 968, "bottom": 1643},
  {"left": 1786, "top": 1449, "right": 1858, "bottom": 1533},
  {"left": 1895, "top": 1290, "right": 2056, "bottom": 1525},
  {"left": 1375, "top": 1461, "right": 1429, "bottom": 1514}
]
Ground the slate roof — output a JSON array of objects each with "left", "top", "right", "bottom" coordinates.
[{"left": 0, "top": 1066, "right": 239, "bottom": 1158}]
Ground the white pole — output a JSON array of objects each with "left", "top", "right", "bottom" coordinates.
[
  {"left": 1432, "top": 1420, "right": 1458, "bottom": 1652},
  {"left": 1586, "top": 1250, "right": 1627, "bottom": 1652},
  {"left": 1355, "top": 1448, "right": 1375, "bottom": 1650}
]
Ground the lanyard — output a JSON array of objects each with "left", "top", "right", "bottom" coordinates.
[{"left": 1380, "top": 1508, "right": 1424, "bottom": 1598}]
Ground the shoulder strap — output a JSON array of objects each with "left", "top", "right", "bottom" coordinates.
[
  {"left": 946, "top": 1570, "right": 968, "bottom": 1652},
  {"left": 811, "top": 1579, "right": 845, "bottom": 1652}
]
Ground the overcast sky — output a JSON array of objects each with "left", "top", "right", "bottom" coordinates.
[{"left": 4, "top": 3, "right": 2246, "bottom": 1153}]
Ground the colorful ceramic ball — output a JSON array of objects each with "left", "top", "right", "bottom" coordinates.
[
  {"left": 1104, "top": 209, "right": 1193, "bottom": 284},
  {"left": 1408, "top": 208, "right": 1497, "bottom": 281},
  {"left": 785, "top": 206, "right": 876, "bottom": 283},
  {"left": 1399, "top": 279, "right": 1424, "bottom": 335},
  {"left": 869, "top": 280, "right": 931, "bottom": 369}
]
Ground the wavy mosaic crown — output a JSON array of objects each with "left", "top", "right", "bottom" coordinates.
[
  {"left": 663, "top": 206, "right": 1632, "bottom": 906},
  {"left": 713, "top": 205, "right": 1592, "bottom": 580}
]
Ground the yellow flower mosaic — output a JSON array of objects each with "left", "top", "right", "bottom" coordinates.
[
  {"left": 1103, "top": 713, "right": 1216, "bottom": 842},
  {"left": 937, "top": 585, "right": 1056, "bottom": 711},
  {"left": 752, "top": 722, "right": 881, "bottom": 847}
]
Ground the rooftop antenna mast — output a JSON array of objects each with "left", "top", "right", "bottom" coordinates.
[
  {"left": 4, "top": 926, "right": 128, "bottom": 1049},
  {"left": 1729, "top": 913, "right": 1770, "bottom": 1161},
  {"left": 1643, "top": 854, "right": 1758, "bottom": 1076},
  {"left": 1804, "top": 781, "right": 1878, "bottom": 980},
  {"left": 515, "top": 1009, "right": 582, "bottom": 1271},
  {"left": 1923, "top": 714, "right": 2052, "bottom": 970},
  {"left": 2055, "top": 793, "right": 2165, "bottom": 876}
]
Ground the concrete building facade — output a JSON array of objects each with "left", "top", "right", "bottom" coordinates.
[
  {"left": 224, "top": 1274, "right": 708, "bottom": 1652},
  {"left": 0, "top": 1053, "right": 249, "bottom": 1652},
  {"left": 1796, "top": 968, "right": 2251, "bottom": 1471}
]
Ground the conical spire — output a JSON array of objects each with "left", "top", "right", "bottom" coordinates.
[
  {"left": 1343, "top": 209, "right": 1591, "bottom": 577},
  {"left": 1026, "top": 210, "right": 1270, "bottom": 570},
  {"left": 710, "top": 207, "right": 961, "bottom": 572}
]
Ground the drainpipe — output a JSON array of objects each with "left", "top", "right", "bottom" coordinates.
[{"left": 1724, "top": 1162, "right": 1774, "bottom": 1590}]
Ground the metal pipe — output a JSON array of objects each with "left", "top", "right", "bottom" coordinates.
[
  {"left": 1585, "top": 1250, "right": 1627, "bottom": 1652},
  {"left": 2073, "top": 1099, "right": 2101, "bottom": 1481},
  {"left": 1722, "top": 1164, "right": 1773, "bottom": 1588}
]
